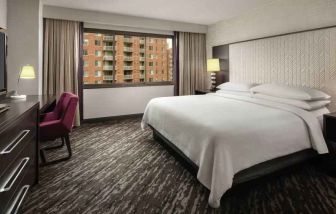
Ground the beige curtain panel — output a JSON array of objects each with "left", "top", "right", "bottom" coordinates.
[
  {"left": 178, "top": 32, "right": 207, "bottom": 95},
  {"left": 43, "top": 18, "right": 81, "bottom": 126}
]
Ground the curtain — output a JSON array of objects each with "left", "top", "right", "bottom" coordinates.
[
  {"left": 43, "top": 18, "right": 82, "bottom": 126},
  {"left": 178, "top": 32, "right": 207, "bottom": 95}
]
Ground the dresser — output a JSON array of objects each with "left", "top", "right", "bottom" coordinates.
[{"left": 0, "top": 100, "right": 39, "bottom": 214}]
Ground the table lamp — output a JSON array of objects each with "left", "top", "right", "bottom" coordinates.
[
  {"left": 11, "top": 65, "right": 36, "bottom": 99},
  {"left": 207, "top": 58, "right": 220, "bottom": 91}
]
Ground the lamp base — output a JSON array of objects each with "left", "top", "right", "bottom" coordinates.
[
  {"left": 210, "top": 72, "right": 216, "bottom": 91},
  {"left": 10, "top": 95, "right": 26, "bottom": 99}
]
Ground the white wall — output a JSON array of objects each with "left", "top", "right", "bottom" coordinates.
[
  {"left": 84, "top": 85, "right": 174, "bottom": 119},
  {"left": 0, "top": 0, "right": 6, "bottom": 29},
  {"left": 44, "top": 6, "right": 207, "bottom": 34},
  {"left": 207, "top": 0, "right": 336, "bottom": 57},
  {"left": 7, "top": 0, "right": 43, "bottom": 94},
  {"left": 84, "top": 23, "right": 174, "bottom": 36}
]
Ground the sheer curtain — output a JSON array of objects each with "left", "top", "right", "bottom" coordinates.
[
  {"left": 43, "top": 18, "right": 82, "bottom": 126},
  {"left": 178, "top": 32, "right": 207, "bottom": 95}
]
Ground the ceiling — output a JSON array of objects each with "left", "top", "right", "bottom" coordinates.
[{"left": 42, "top": 0, "right": 274, "bottom": 25}]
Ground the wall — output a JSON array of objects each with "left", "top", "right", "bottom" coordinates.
[
  {"left": 84, "top": 85, "right": 174, "bottom": 119},
  {"left": 43, "top": 5, "right": 205, "bottom": 119},
  {"left": 0, "top": 0, "right": 6, "bottom": 29},
  {"left": 207, "top": 0, "right": 336, "bottom": 57},
  {"left": 7, "top": 0, "right": 43, "bottom": 94},
  {"left": 229, "top": 27, "right": 336, "bottom": 111},
  {"left": 44, "top": 6, "right": 207, "bottom": 33}
]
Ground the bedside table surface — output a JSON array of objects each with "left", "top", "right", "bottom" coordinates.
[
  {"left": 325, "top": 112, "right": 336, "bottom": 118},
  {"left": 194, "top": 89, "right": 216, "bottom": 95},
  {"left": 196, "top": 89, "right": 211, "bottom": 92}
]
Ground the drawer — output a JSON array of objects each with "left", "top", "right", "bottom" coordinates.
[
  {"left": 0, "top": 110, "right": 37, "bottom": 177},
  {"left": 0, "top": 140, "right": 36, "bottom": 213},
  {"left": 0, "top": 108, "right": 37, "bottom": 152}
]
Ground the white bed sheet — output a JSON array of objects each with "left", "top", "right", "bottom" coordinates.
[
  {"left": 141, "top": 93, "right": 328, "bottom": 208},
  {"left": 310, "top": 107, "right": 330, "bottom": 127}
]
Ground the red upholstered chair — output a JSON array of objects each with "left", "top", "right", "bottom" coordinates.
[{"left": 39, "top": 92, "right": 79, "bottom": 165}]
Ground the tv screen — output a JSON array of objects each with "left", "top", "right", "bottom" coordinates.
[{"left": 0, "top": 32, "right": 6, "bottom": 94}]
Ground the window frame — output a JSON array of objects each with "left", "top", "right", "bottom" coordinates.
[{"left": 83, "top": 28, "right": 175, "bottom": 89}]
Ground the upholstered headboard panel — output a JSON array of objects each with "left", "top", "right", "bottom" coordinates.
[{"left": 229, "top": 27, "right": 336, "bottom": 112}]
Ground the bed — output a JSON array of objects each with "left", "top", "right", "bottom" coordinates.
[
  {"left": 141, "top": 27, "right": 336, "bottom": 208},
  {"left": 141, "top": 93, "right": 329, "bottom": 208}
]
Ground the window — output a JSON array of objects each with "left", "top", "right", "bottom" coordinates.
[
  {"left": 95, "top": 50, "right": 102, "bottom": 56},
  {"left": 84, "top": 39, "right": 89, "bottom": 46},
  {"left": 83, "top": 31, "right": 173, "bottom": 86},
  {"left": 95, "top": 60, "right": 101, "bottom": 67},
  {"left": 83, "top": 71, "right": 89, "bottom": 77},
  {"left": 95, "top": 71, "right": 102, "bottom": 77}
]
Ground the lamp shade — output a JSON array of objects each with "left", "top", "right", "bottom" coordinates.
[
  {"left": 207, "top": 58, "right": 220, "bottom": 72},
  {"left": 20, "top": 65, "right": 36, "bottom": 79}
]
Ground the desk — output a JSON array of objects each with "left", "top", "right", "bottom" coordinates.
[
  {"left": 3, "top": 95, "right": 56, "bottom": 112},
  {"left": 25, "top": 95, "right": 56, "bottom": 113}
]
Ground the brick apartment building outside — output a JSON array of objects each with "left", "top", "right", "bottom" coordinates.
[{"left": 83, "top": 33, "right": 173, "bottom": 84}]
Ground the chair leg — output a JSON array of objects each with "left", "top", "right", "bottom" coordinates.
[
  {"left": 43, "top": 138, "right": 65, "bottom": 151},
  {"left": 40, "top": 149, "right": 47, "bottom": 164},
  {"left": 64, "top": 134, "right": 72, "bottom": 158},
  {"left": 40, "top": 134, "right": 72, "bottom": 166}
]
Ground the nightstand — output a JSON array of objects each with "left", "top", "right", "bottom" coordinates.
[
  {"left": 195, "top": 89, "right": 216, "bottom": 95},
  {"left": 324, "top": 112, "right": 336, "bottom": 153},
  {"left": 320, "top": 112, "right": 336, "bottom": 176}
]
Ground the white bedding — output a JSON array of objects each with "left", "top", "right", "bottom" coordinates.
[{"left": 141, "top": 93, "right": 328, "bottom": 208}]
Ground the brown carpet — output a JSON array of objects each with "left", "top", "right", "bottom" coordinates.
[{"left": 21, "top": 118, "right": 336, "bottom": 214}]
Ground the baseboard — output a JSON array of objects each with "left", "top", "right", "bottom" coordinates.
[{"left": 83, "top": 113, "right": 143, "bottom": 123}]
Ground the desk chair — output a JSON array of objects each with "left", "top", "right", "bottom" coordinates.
[{"left": 39, "top": 92, "right": 78, "bottom": 165}]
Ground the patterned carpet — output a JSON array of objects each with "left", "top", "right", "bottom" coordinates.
[{"left": 22, "top": 118, "right": 336, "bottom": 214}]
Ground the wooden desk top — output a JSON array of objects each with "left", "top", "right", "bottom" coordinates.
[
  {"left": 25, "top": 95, "right": 56, "bottom": 112},
  {"left": 0, "top": 98, "right": 39, "bottom": 128},
  {"left": 0, "top": 94, "right": 56, "bottom": 112}
]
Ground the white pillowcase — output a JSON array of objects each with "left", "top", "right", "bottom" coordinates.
[
  {"left": 217, "top": 82, "right": 257, "bottom": 92},
  {"left": 252, "top": 93, "right": 331, "bottom": 110},
  {"left": 216, "top": 89, "right": 252, "bottom": 97},
  {"left": 250, "top": 84, "right": 331, "bottom": 101}
]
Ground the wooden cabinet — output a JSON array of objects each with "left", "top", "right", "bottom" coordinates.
[{"left": 0, "top": 100, "right": 39, "bottom": 213}]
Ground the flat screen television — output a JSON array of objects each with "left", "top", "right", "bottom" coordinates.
[{"left": 0, "top": 32, "right": 6, "bottom": 97}]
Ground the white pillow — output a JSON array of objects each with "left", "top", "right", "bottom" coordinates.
[
  {"left": 216, "top": 89, "right": 252, "bottom": 97},
  {"left": 250, "top": 84, "right": 331, "bottom": 101},
  {"left": 216, "top": 82, "right": 257, "bottom": 92},
  {"left": 253, "top": 93, "right": 331, "bottom": 110}
]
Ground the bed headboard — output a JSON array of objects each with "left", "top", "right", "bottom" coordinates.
[{"left": 228, "top": 27, "right": 336, "bottom": 112}]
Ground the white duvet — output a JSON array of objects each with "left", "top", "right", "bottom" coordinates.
[{"left": 141, "top": 93, "right": 328, "bottom": 208}]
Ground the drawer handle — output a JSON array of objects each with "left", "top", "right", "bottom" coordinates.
[
  {"left": 0, "top": 130, "right": 30, "bottom": 155},
  {"left": 0, "top": 157, "right": 30, "bottom": 192},
  {"left": 5, "top": 185, "right": 30, "bottom": 214}
]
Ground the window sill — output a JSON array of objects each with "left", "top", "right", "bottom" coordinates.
[{"left": 83, "top": 82, "right": 174, "bottom": 89}]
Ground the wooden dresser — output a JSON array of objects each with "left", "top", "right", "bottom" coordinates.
[{"left": 0, "top": 100, "right": 39, "bottom": 214}]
